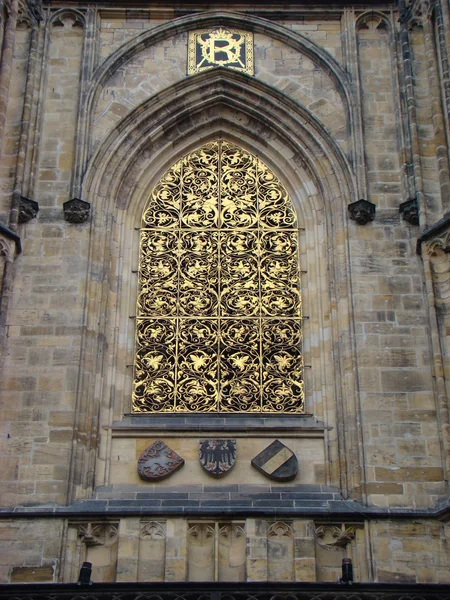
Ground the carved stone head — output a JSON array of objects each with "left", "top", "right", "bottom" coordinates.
[
  {"left": 348, "top": 199, "right": 376, "bottom": 225},
  {"left": 18, "top": 197, "right": 39, "bottom": 224},
  {"left": 399, "top": 198, "right": 419, "bottom": 226}
]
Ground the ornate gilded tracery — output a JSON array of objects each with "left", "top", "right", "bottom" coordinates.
[{"left": 132, "top": 141, "right": 304, "bottom": 413}]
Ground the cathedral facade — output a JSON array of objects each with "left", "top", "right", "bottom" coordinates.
[{"left": 0, "top": 0, "right": 450, "bottom": 588}]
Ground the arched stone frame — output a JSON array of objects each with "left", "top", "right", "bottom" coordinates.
[
  {"left": 49, "top": 8, "right": 85, "bottom": 29},
  {"left": 25, "top": 6, "right": 87, "bottom": 203},
  {"left": 355, "top": 10, "right": 393, "bottom": 32},
  {"left": 70, "top": 10, "right": 366, "bottom": 201},
  {"left": 69, "top": 68, "right": 364, "bottom": 506},
  {"left": 354, "top": 9, "right": 411, "bottom": 212}
]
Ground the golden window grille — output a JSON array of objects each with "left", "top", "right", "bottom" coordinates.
[{"left": 132, "top": 141, "right": 304, "bottom": 413}]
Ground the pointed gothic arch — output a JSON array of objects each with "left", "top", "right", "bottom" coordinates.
[{"left": 72, "top": 71, "right": 364, "bottom": 500}]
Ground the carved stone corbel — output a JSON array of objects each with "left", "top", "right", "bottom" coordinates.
[
  {"left": 348, "top": 199, "right": 376, "bottom": 225},
  {"left": 18, "top": 196, "right": 39, "bottom": 224},
  {"left": 399, "top": 198, "right": 419, "bottom": 226},
  {"left": 63, "top": 198, "right": 91, "bottom": 224}
]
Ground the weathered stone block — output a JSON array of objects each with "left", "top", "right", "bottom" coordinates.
[{"left": 10, "top": 566, "right": 54, "bottom": 583}]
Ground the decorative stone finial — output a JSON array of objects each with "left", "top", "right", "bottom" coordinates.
[
  {"left": 348, "top": 199, "right": 376, "bottom": 225},
  {"left": 399, "top": 198, "right": 419, "bottom": 226},
  {"left": 63, "top": 198, "right": 90, "bottom": 224},
  {"left": 18, "top": 197, "right": 39, "bottom": 224}
]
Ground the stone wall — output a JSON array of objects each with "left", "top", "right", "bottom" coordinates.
[{"left": 0, "top": 0, "right": 449, "bottom": 586}]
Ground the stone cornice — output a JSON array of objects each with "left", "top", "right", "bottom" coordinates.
[
  {"left": 1, "top": 488, "right": 449, "bottom": 521},
  {"left": 42, "top": 0, "right": 396, "bottom": 14}
]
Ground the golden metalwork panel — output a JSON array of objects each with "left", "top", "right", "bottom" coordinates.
[
  {"left": 133, "top": 141, "right": 304, "bottom": 413},
  {"left": 188, "top": 28, "right": 254, "bottom": 75}
]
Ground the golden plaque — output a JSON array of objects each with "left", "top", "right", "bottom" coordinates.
[{"left": 188, "top": 28, "right": 254, "bottom": 75}]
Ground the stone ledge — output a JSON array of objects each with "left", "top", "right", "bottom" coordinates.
[
  {"left": 1, "top": 489, "right": 449, "bottom": 521},
  {"left": 110, "top": 414, "right": 326, "bottom": 436}
]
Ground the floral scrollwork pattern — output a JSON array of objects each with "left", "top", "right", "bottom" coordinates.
[{"left": 133, "top": 141, "right": 304, "bottom": 413}]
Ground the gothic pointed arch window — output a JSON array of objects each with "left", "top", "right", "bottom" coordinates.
[{"left": 132, "top": 141, "right": 304, "bottom": 413}]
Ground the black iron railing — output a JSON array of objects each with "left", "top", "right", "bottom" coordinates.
[{"left": 0, "top": 582, "right": 449, "bottom": 600}]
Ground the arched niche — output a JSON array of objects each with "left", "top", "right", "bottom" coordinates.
[{"left": 70, "top": 70, "right": 362, "bottom": 503}]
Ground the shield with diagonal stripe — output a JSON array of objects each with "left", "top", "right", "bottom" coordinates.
[{"left": 251, "top": 439, "right": 298, "bottom": 481}]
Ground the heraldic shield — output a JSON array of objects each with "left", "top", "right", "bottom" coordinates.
[
  {"left": 138, "top": 440, "right": 184, "bottom": 481},
  {"left": 251, "top": 439, "right": 298, "bottom": 481},
  {"left": 199, "top": 439, "right": 236, "bottom": 477}
]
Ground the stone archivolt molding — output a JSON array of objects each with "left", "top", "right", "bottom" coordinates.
[
  {"left": 87, "top": 10, "right": 352, "bottom": 113},
  {"left": 75, "top": 9, "right": 365, "bottom": 213},
  {"left": 84, "top": 69, "right": 355, "bottom": 214},
  {"left": 76, "top": 69, "right": 362, "bottom": 502},
  {"left": 80, "top": 9, "right": 359, "bottom": 197}
]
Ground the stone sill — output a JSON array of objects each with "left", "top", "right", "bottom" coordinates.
[{"left": 107, "top": 414, "right": 326, "bottom": 437}]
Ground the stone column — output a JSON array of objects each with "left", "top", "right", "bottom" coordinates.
[
  {"left": 421, "top": 238, "right": 450, "bottom": 481},
  {"left": 341, "top": 8, "right": 368, "bottom": 201},
  {"left": 399, "top": 0, "right": 427, "bottom": 228},
  {"left": 10, "top": 22, "right": 39, "bottom": 227},
  {"left": 0, "top": 225, "right": 20, "bottom": 365},
  {"left": 71, "top": 6, "right": 97, "bottom": 199},
  {"left": 434, "top": 0, "right": 450, "bottom": 139},
  {"left": 0, "top": 0, "right": 18, "bottom": 156},
  {"left": 422, "top": 17, "right": 450, "bottom": 213}
]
